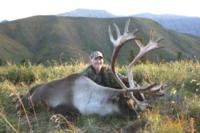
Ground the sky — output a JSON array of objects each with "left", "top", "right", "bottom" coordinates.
[{"left": 0, "top": 0, "right": 199, "bottom": 21}]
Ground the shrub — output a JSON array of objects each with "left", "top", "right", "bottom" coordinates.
[{"left": 6, "top": 66, "right": 36, "bottom": 84}]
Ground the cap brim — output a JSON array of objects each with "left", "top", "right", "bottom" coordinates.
[{"left": 94, "top": 56, "right": 103, "bottom": 58}]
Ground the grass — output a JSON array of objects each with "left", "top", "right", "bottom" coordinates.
[{"left": 0, "top": 60, "right": 200, "bottom": 132}]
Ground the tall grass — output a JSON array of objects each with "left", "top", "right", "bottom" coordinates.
[
  {"left": 0, "top": 61, "right": 86, "bottom": 84},
  {"left": 0, "top": 60, "right": 200, "bottom": 132}
]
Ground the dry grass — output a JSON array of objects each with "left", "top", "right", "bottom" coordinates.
[{"left": 0, "top": 61, "right": 200, "bottom": 132}]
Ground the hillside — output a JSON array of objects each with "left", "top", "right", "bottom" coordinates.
[
  {"left": 59, "top": 9, "right": 200, "bottom": 37},
  {"left": 134, "top": 13, "right": 200, "bottom": 37},
  {"left": 0, "top": 16, "right": 200, "bottom": 64}
]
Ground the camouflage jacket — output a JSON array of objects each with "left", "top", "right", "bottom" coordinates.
[{"left": 80, "top": 65, "right": 128, "bottom": 89}]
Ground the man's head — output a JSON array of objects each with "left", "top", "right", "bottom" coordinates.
[{"left": 89, "top": 51, "right": 104, "bottom": 73}]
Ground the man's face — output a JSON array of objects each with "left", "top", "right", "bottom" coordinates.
[{"left": 91, "top": 56, "right": 104, "bottom": 73}]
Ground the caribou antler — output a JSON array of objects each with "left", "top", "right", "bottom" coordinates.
[
  {"left": 109, "top": 19, "right": 166, "bottom": 110},
  {"left": 127, "top": 30, "right": 164, "bottom": 89},
  {"left": 109, "top": 19, "right": 138, "bottom": 89}
]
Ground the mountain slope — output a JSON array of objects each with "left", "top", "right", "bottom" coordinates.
[
  {"left": 0, "top": 16, "right": 200, "bottom": 64},
  {"left": 134, "top": 13, "right": 200, "bottom": 37},
  {"left": 59, "top": 9, "right": 200, "bottom": 37}
]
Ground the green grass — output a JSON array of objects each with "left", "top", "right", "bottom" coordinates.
[{"left": 0, "top": 60, "right": 200, "bottom": 132}]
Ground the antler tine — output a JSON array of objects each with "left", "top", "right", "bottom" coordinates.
[
  {"left": 108, "top": 26, "right": 115, "bottom": 44},
  {"left": 113, "top": 23, "right": 121, "bottom": 38},
  {"left": 124, "top": 19, "right": 130, "bottom": 33},
  {"left": 129, "top": 93, "right": 150, "bottom": 110},
  {"left": 129, "top": 30, "right": 163, "bottom": 67},
  {"left": 124, "top": 19, "right": 140, "bottom": 36},
  {"left": 135, "top": 38, "right": 144, "bottom": 49},
  {"left": 156, "top": 37, "right": 164, "bottom": 43},
  {"left": 133, "top": 28, "right": 139, "bottom": 35},
  {"left": 150, "top": 30, "right": 153, "bottom": 40},
  {"left": 141, "top": 83, "right": 168, "bottom": 97},
  {"left": 127, "top": 39, "right": 145, "bottom": 71}
]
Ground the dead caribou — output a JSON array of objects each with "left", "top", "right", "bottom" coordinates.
[{"left": 17, "top": 19, "right": 166, "bottom": 117}]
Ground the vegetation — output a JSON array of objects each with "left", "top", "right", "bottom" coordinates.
[
  {"left": 0, "top": 60, "right": 200, "bottom": 132},
  {"left": 1, "top": 16, "right": 200, "bottom": 64}
]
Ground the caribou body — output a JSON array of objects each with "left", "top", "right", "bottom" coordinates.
[
  {"left": 23, "top": 74, "right": 132, "bottom": 116},
  {"left": 17, "top": 19, "right": 166, "bottom": 117}
]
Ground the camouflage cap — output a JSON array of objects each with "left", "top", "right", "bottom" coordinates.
[{"left": 90, "top": 51, "right": 103, "bottom": 59}]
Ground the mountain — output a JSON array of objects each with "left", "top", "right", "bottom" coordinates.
[
  {"left": 59, "top": 9, "right": 115, "bottom": 18},
  {"left": 134, "top": 13, "right": 200, "bottom": 37},
  {"left": 0, "top": 20, "right": 9, "bottom": 23},
  {"left": 60, "top": 9, "right": 200, "bottom": 37},
  {"left": 0, "top": 16, "right": 200, "bottom": 65}
]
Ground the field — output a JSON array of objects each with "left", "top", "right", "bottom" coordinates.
[{"left": 0, "top": 60, "right": 200, "bottom": 133}]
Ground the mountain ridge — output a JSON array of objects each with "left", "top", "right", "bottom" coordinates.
[
  {"left": 59, "top": 9, "right": 115, "bottom": 18},
  {"left": 0, "top": 16, "right": 200, "bottom": 65},
  {"left": 58, "top": 9, "right": 200, "bottom": 37},
  {"left": 134, "top": 13, "right": 200, "bottom": 37}
]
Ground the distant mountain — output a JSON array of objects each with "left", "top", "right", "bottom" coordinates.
[
  {"left": 0, "top": 16, "right": 200, "bottom": 64},
  {"left": 0, "top": 20, "right": 9, "bottom": 23},
  {"left": 59, "top": 9, "right": 200, "bottom": 37},
  {"left": 134, "top": 13, "right": 200, "bottom": 37},
  {"left": 59, "top": 9, "right": 115, "bottom": 18}
]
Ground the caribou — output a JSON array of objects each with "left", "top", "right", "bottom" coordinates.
[{"left": 17, "top": 19, "right": 166, "bottom": 117}]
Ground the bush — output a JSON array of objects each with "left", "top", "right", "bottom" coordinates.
[{"left": 6, "top": 66, "right": 36, "bottom": 84}]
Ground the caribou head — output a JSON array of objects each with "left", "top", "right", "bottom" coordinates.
[{"left": 17, "top": 19, "right": 166, "bottom": 117}]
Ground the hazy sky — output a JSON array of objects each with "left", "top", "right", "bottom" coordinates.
[{"left": 0, "top": 0, "right": 199, "bottom": 21}]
